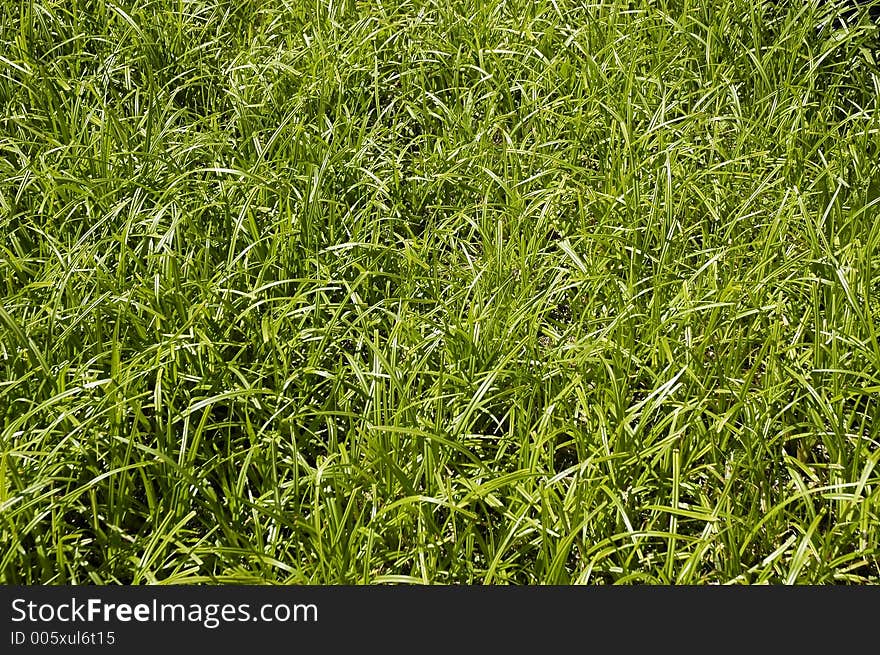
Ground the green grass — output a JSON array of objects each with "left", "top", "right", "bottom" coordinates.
[{"left": 1, "top": 0, "right": 880, "bottom": 584}]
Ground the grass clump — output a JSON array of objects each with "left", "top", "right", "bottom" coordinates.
[{"left": 1, "top": 0, "right": 879, "bottom": 584}]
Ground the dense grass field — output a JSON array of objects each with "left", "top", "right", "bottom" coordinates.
[{"left": 2, "top": 0, "right": 880, "bottom": 584}]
